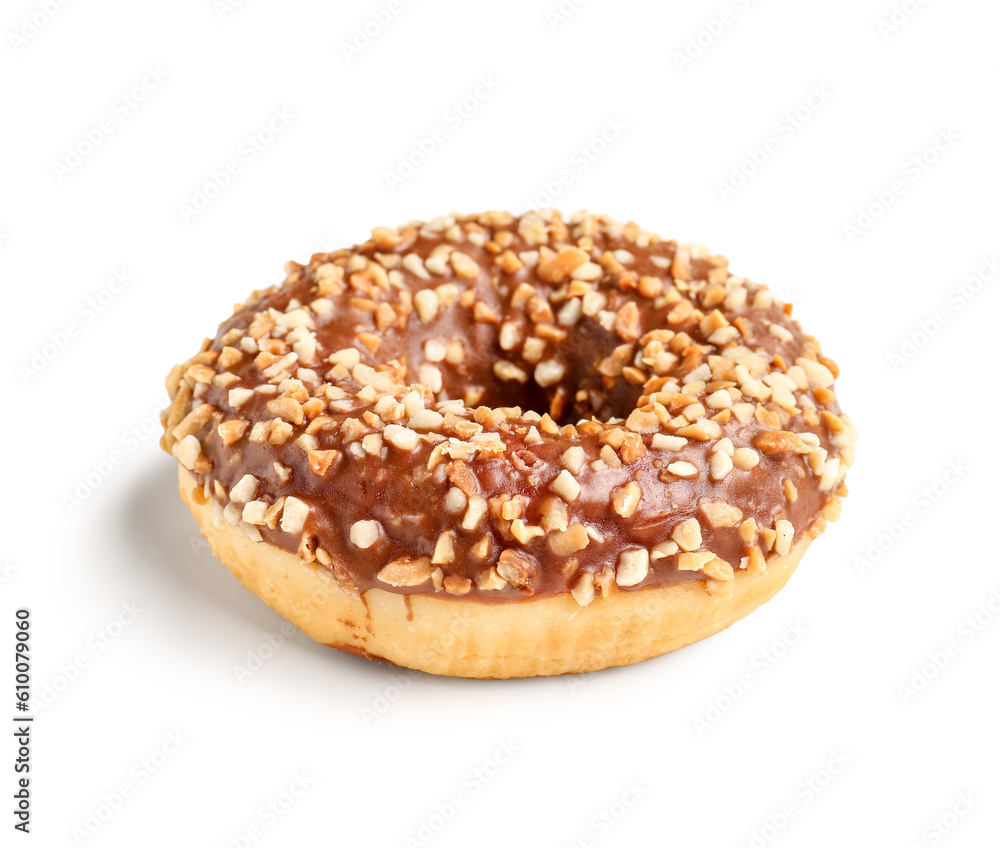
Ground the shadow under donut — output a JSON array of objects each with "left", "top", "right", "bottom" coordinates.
[{"left": 119, "top": 460, "right": 679, "bottom": 690}]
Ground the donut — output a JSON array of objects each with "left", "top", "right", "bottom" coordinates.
[{"left": 161, "top": 209, "right": 856, "bottom": 679}]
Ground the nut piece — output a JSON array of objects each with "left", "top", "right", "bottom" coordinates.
[
  {"left": 383, "top": 424, "right": 420, "bottom": 451},
  {"left": 432, "top": 531, "right": 456, "bottom": 565},
  {"left": 666, "top": 461, "right": 698, "bottom": 478},
  {"left": 229, "top": 474, "right": 259, "bottom": 504},
  {"left": 175, "top": 435, "right": 202, "bottom": 471},
  {"left": 732, "top": 448, "right": 760, "bottom": 470},
  {"left": 570, "top": 571, "right": 596, "bottom": 607},
  {"left": 678, "top": 551, "right": 715, "bottom": 571},
  {"left": 651, "top": 541, "right": 679, "bottom": 560},
  {"left": 652, "top": 434, "right": 686, "bottom": 451},
  {"left": 550, "top": 469, "right": 582, "bottom": 502},
  {"left": 625, "top": 409, "right": 659, "bottom": 433},
  {"left": 499, "top": 321, "right": 521, "bottom": 350},
  {"left": 699, "top": 501, "right": 744, "bottom": 528},
  {"left": 496, "top": 549, "right": 537, "bottom": 591},
  {"left": 614, "top": 301, "right": 640, "bottom": 341},
  {"left": 240, "top": 500, "right": 267, "bottom": 526},
  {"left": 349, "top": 519, "right": 381, "bottom": 549},
  {"left": 228, "top": 388, "right": 254, "bottom": 408},
  {"left": 508, "top": 518, "right": 541, "bottom": 544},
  {"left": 461, "top": 495, "right": 487, "bottom": 530},
  {"left": 308, "top": 449, "right": 340, "bottom": 476},
  {"left": 443, "top": 575, "right": 471, "bottom": 595},
  {"left": 702, "top": 556, "right": 734, "bottom": 581},
  {"left": 774, "top": 519, "right": 794, "bottom": 557},
  {"left": 376, "top": 556, "right": 434, "bottom": 587},
  {"left": 414, "top": 289, "right": 440, "bottom": 324},
  {"left": 218, "top": 420, "right": 249, "bottom": 446},
  {"left": 615, "top": 548, "right": 649, "bottom": 587},
  {"left": 476, "top": 567, "right": 507, "bottom": 591},
  {"left": 611, "top": 482, "right": 642, "bottom": 518},
  {"left": 738, "top": 518, "right": 759, "bottom": 545},
  {"left": 409, "top": 409, "right": 444, "bottom": 430},
  {"left": 818, "top": 457, "right": 841, "bottom": 492},
  {"left": 493, "top": 361, "right": 529, "bottom": 383},
  {"left": 560, "top": 446, "right": 586, "bottom": 475},
  {"left": 538, "top": 247, "right": 588, "bottom": 283},
  {"left": 671, "top": 519, "right": 703, "bottom": 552},
  {"left": 280, "top": 496, "right": 310, "bottom": 534},
  {"left": 534, "top": 359, "right": 565, "bottom": 388},
  {"left": 709, "top": 450, "right": 733, "bottom": 481},
  {"left": 754, "top": 430, "right": 806, "bottom": 455},
  {"left": 547, "top": 524, "right": 590, "bottom": 555}
]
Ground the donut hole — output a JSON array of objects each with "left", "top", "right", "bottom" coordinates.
[{"left": 457, "top": 324, "right": 645, "bottom": 427}]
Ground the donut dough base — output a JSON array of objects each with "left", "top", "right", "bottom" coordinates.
[{"left": 180, "top": 468, "right": 811, "bottom": 679}]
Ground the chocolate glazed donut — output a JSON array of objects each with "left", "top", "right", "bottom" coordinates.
[{"left": 161, "top": 210, "right": 856, "bottom": 678}]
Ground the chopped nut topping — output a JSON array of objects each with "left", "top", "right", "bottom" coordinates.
[
  {"left": 349, "top": 519, "right": 381, "bottom": 549},
  {"left": 732, "top": 447, "right": 760, "bottom": 470},
  {"left": 267, "top": 397, "right": 304, "bottom": 426},
  {"left": 445, "top": 486, "right": 467, "bottom": 514},
  {"left": 625, "top": 409, "right": 659, "bottom": 433},
  {"left": 666, "top": 460, "right": 698, "bottom": 478},
  {"left": 702, "top": 556, "right": 734, "bottom": 581},
  {"left": 414, "top": 289, "right": 440, "bottom": 324},
  {"left": 173, "top": 403, "right": 215, "bottom": 440},
  {"left": 534, "top": 359, "right": 565, "bottom": 388},
  {"left": 678, "top": 551, "right": 715, "bottom": 571},
  {"left": 547, "top": 524, "right": 590, "bottom": 555},
  {"left": 308, "top": 449, "right": 340, "bottom": 476},
  {"left": 651, "top": 434, "right": 687, "bottom": 451},
  {"left": 599, "top": 444, "right": 622, "bottom": 468},
  {"left": 611, "top": 482, "right": 642, "bottom": 518},
  {"left": 461, "top": 495, "right": 487, "bottom": 530},
  {"left": 432, "top": 530, "right": 456, "bottom": 564},
  {"left": 163, "top": 209, "right": 851, "bottom": 604},
  {"left": 819, "top": 457, "right": 841, "bottom": 492},
  {"left": 746, "top": 545, "right": 766, "bottom": 575},
  {"left": 709, "top": 450, "right": 734, "bottom": 481},
  {"left": 241, "top": 499, "right": 268, "bottom": 526},
  {"left": 280, "top": 496, "right": 309, "bottom": 534},
  {"left": 383, "top": 424, "right": 420, "bottom": 451},
  {"left": 774, "top": 519, "right": 794, "bottom": 557},
  {"left": 496, "top": 549, "right": 537, "bottom": 591},
  {"left": 614, "top": 301, "right": 640, "bottom": 341},
  {"left": 229, "top": 474, "right": 259, "bottom": 504},
  {"left": 499, "top": 321, "right": 521, "bottom": 350},
  {"left": 651, "top": 541, "right": 679, "bottom": 560},
  {"left": 738, "top": 518, "right": 759, "bottom": 545},
  {"left": 409, "top": 409, "right": 444, "bottom": 430},
  {"left": 560, "top": 446, "right": 586, "bottom": 475},
  {"left": 510, "top": 519, "right": 544, "bottom": 544},
  {"left": 538, "top": 247, "right": 588, "bottom": 283},
  {"left": 550, "top": 469, "right": 582, "bottom": 502},
  {"left": 754, "top": 430, "right": 807, "bottom": 455},
  {"left": 571, "top": 571, "right": 596, "bottom": 606},
  {"left": 174, "top": 435, "right": 202, "bottom": 471},
  {"left": 540, "top": 497, "right": 569, "bottom": 533},
  {"left": 616, "top": 548, "right": 649, "bottom": 587},
  {"left": 443, "top": 575, "right": 471, "bottom": 595},
  {"left": 493, "top": 360, "right": 528, "bottom": 383},
  {"left": 699, "top": 500, "right": 743, "bottom": 528},
  {"left": 672, "top": 518, "right": 703, "bottom": 551},
  {"left": 377, "top": 556, "right": 434, "bottom": 587}
]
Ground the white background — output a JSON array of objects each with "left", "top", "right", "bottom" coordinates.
[{"left": 3, "top": 0, "right": 998, "bottom": 845}]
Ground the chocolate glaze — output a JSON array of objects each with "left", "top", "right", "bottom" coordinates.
[{"left": 163, "top": 211, "right": 852, "bottom": 602}]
